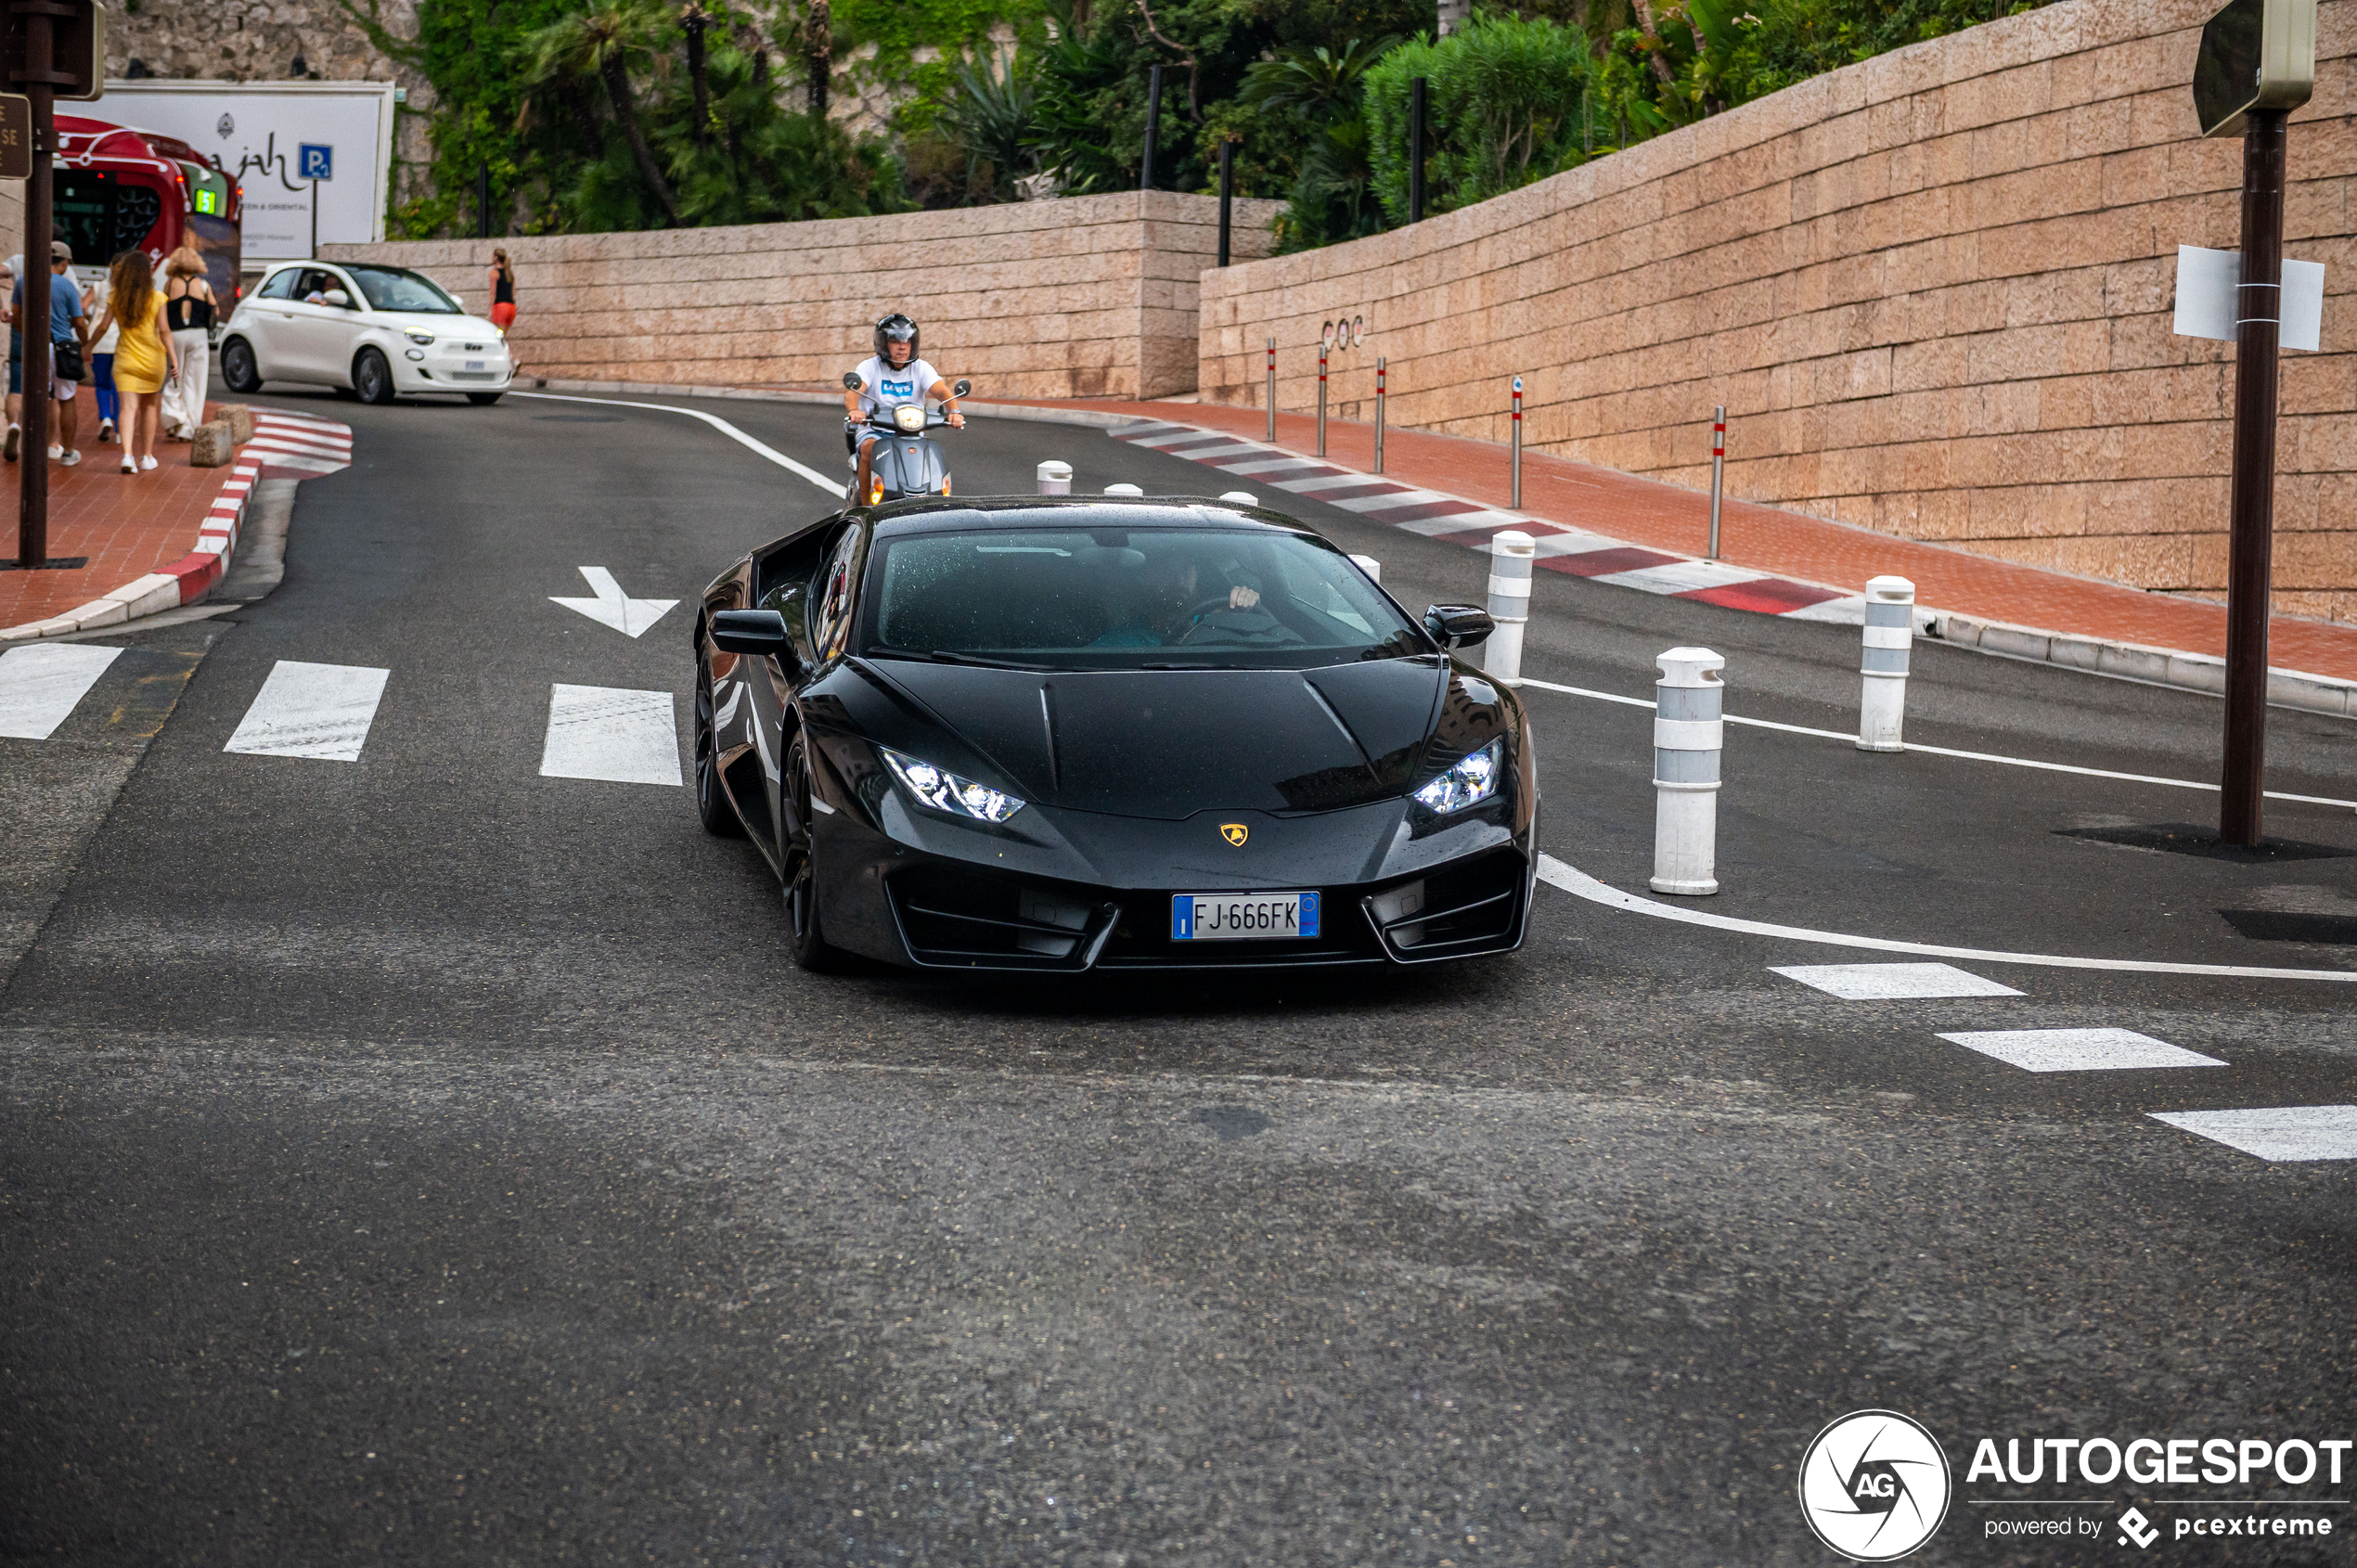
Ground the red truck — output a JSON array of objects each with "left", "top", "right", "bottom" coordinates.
[{"left": 52, "top": 112, "right": 242, "bottom": 308}]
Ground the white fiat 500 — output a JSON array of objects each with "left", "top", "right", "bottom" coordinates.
[{"left": 219, "top": 261, "right": 514, "bottom": 405}]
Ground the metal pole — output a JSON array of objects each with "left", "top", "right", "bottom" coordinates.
[
  {"left": 2222, "top": 108, "right": 2286, "bottom": 847},
  {"left": 1707, "top": 405, "right": 1726, "bottom": 559},
  {"left": 1509, "top": 376, "right": 1523, "bottom": 508},
  {"left": 477, "top": 164, "right": 492, "bottom": 239},
  {"left": 1265, "top": 336, "right": 1275, "bottom": 442},
  {"left": 1408, "top": 76, "right": 1427, "bottom": 225},
  {"left": 1216, "top": 140, "right": 1232, "bottom": 267},
  {"left": 1140, "top": 65, "right": 1162, "bottom": 192},
  {"left": 17, "top": 0, "right": 56, "bottom": 569},
  {"left": 311, "top": 176, "right": 321, "bottom": 257},
  {"left": 1316, "top": 342, "right": 1328, "bottom": 457},
  {"left": 1373, "top": 355, "right": 1385, "bottom": 474}
]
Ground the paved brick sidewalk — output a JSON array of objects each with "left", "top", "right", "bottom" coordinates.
[{"left": 1016, "top": 398, "right": 2357, "bottom": 687}]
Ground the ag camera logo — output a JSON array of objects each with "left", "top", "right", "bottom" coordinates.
[{"left": 1798, "top": 1409, "right": 1952, "bottom": 1561}]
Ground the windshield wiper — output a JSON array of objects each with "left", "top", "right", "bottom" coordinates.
[
  {"left": 1140, "top": 661, "right": 1225, "bottom": 670},
  {"left": 919, "top": 649, "right": 1053, "bottom": 671}
]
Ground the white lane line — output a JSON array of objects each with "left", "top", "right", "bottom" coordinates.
[
  {"left": 1936, "top": 1026, "right": 2224, "bottom": 1072},
  {"left": 1514, "top": 677, "right": 2357, "bottom": 810},
  {"left": 512, "top": 391, "right": 846, "bottom": 498},
  {"left": 539, "top": 684, "right": 682, "bottom": 786},
  {"left": 225, "top": 661, "right": 390, "bottom": 761},
  {"left": 2150, "top": 1106, "right": 2357, "bottom": 1162},
  {"left": 1536, "top": 854, "right": 2357, "bottom": 982},
  {"left": 1772, "top": 962, "right": 2023, "bottom": 999},
  {"left": 0, "top": 643, "right": 122, "bottom": 739}
]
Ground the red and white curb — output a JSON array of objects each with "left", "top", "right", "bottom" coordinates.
[
  {"left": 0, "top": 409, "right": 354, "bottom": 642},
  {"left": 1114, "top": 420, "right": 2357, "bottom": 717}
]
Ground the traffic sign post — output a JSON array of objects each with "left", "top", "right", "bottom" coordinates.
[
  {"left": 301, "top": 141, "right": 332, "bottom": 258},
  {"left": 2195, "top": 0, "right": 2316, "bottom": 846}
]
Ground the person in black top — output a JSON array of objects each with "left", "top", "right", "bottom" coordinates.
[
  {"left": 161, "top": 246, "right": 216, "bottom": 441},
  {"left": 488, "top": 249, "right": 517, "bottom": 331}
]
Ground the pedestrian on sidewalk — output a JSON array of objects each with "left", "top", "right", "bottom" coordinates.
[
  {"left": 84, "top": 270, "right": 119, "bottom": 446},
  {"left": 488, "top": 248, "right": 517, "bottom": 330},
  {"left": 3, "top": 253, "right": 20, "bottom": 462},
  {"left": 13, "top": 241, "right": 90, "bottom": 467},
  {"left": 85, "top": 250, "right": 177, "bottom": 474},
  {"left": 159, "top": 246, "right": 216, "bottom": 440}
]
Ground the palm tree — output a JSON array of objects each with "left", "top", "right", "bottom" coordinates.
[
  {"left": 679, "top": 1, "right": 720, "bottom": 143},
  {"left": 525, "top": 0, "right": 683, "bottom": 226}
]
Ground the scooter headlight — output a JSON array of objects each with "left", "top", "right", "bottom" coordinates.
[{"left": 894, "top": 405, "right": 925, "bottom": 432}]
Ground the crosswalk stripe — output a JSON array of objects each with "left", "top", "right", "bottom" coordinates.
[
  {"left": 539, "top": 685, "right": 681, "bottom": 786},
  {"left": 2150, "top": 1106, "right": 2357, "bottom": 1162},
  {"left": 0, "top": 643, "right": 122, "bottom": 739},
  {"left": 1936, "top": 1027, "right": 2224, "bottom": 1073},
  {"left": 1771, "top": 962, "right": 2023, "bottom": 1000},
  {"left": 224, "top": 661, "right": 389, "bottom": 761}
]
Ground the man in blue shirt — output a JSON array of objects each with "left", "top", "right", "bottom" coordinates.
[{"left": 8, "top": 239, "right": 88, "bottom": 466}]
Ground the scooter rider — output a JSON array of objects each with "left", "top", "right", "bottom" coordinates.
[{"left": 844, "top": 314, "right": 963, "bottom": 500}]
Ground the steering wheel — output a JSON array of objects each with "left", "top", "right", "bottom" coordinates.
[{"left": 1175, "top": 595, "right": 1278, "bottom": 644}]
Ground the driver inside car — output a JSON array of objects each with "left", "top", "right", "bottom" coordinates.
[
  {"left": 1090, "top": 553, "right": 1261, "bottom": 649},
  {"left": 844, "top": 313, "right": 963, "bottom": 500}
]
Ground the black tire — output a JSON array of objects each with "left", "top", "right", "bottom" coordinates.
[
  {"left": 220, "top": 337, "right": 262, "bottom": 394},
  {"left": 467, "top": 392, "right": 503, "bottom": 405},
  {"left": 693, "top": 656, "right": 745, "bottom": 839},
  {"left": 353, "top": 348, "right": 395, "bottom": 405},
  {"left": 782, "top": 734, "right": 849, "bottom": 972}
]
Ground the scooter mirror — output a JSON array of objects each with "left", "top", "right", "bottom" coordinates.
[
  {"left": 953, "top": 379, "right": 972, "bottom": 398},
  {"left": 843, "top": 372, "right": 862, "bottom": 390}
]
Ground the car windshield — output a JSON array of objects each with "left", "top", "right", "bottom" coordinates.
[
  {"left": 862, "top": 525, "right": 1423, "bottom": 671},
  {"left": 345, "top": 264, "right": 462, "bottom": 315}
]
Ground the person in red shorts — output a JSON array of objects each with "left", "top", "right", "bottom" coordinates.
[{"left": 487, "top": 249, "right": 517, "bottom": 330}]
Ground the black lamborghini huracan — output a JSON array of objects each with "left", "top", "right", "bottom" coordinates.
[{"left": 692, "top": 495, "right": 1538, "bottom": 972}]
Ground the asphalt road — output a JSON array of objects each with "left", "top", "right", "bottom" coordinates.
[{"left": 3, "top": 386, "right": 2354, "bottom": 1566}]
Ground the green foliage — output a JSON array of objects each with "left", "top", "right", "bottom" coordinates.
[
  {"left": 833, "top": 0, "right": 1050, "bottom": 134},
  {"left": 1364, "top": 16, "right": 1596, "bottom": 225},
  {"left": 924, "top": 51, "right": 1038, "bottom": 203}
]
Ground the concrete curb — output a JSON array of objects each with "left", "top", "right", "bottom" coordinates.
[
  {"left": 0, "top": 413, "right": 354, "bottom": 643},
  {"left": 1929, "top": 611, "right": 2354, "bottom": 718}
]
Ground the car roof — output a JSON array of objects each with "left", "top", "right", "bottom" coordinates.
[{"left": 868, "top": 496, "right": 1319, "bottom": 540}]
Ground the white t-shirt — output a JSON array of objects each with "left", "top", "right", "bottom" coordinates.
[{"left": 853, "top": 354, "right": 941, "bottom": 417}]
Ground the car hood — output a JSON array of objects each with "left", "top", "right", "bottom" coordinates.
[{"left": 864, "top": 656, "right": 1480, "bottom": 820}]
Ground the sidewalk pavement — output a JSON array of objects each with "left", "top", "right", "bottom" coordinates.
[
  {"left": 1014, "top": 398, "right": 2357, "bottom": 704},
  {"left": 0, "top": 405, "right": 351, "bottom": 640}
]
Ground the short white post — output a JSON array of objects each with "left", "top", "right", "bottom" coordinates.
[
  {"left": 1651, "top": 647, "right": 1725, "bottom": 896},
  {"left": 1349, "top": 553, "right": 1382, "bottom": 584},
  {"left": 1218, "top": 490, "right": 1258, "bottom": 506},
  {"left": 1707, "top": 405, "right": 1726, "bottom": 559},
  {"left": 1509, "top": 376, "right": 1524, "bottom": 508},
  {"left": 1265, "top": 337, "right": 1276, "bottom": 442},
  {"left": 1858, "top": 574, "right": 1915, "bottom": 752},
  {"left": 1104, "top": 482, "right": 1144, "bottom": 497},
  {"left": 1373, "top": 356, "right": 1386, "bottom": 473},
  {"left": 1480, "top": 530, "right": 1534, "bottom": 684},
  {"left": 1037, "top": 459, "right": 1073, "bottom": 495}
]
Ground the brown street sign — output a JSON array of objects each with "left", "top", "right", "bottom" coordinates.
[
  {"left": 0, "top": 92, "right": 27, "bottom": 178},
  {"left": 2, "top": 0, "right": 105, "bottom": 102}
]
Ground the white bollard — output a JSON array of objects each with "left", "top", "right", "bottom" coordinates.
[
  {"left": 1349, "top": 553, "right": 1382, "bottom": 584},
  {"left": 1104, "top": 482, "right": 1144, "bottom": 497},
  {"left": 1037, "top": 460, "right": 1073, "bottom": 495},
  {"left": 1219, "top": 490, "right": 1258, "bottom": 506},
  {"left": 1651, "top": 647, "right": 1725, "bottom": 896},
  {"left": 1480, "top": 530, "right": 1535, "bottom": 685},
  {"left": 1858, "top": 574, "right": 1915, "bottom": 753}
]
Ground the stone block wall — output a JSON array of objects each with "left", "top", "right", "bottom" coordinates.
[
  {"left": 1201, "top": 0, "right": 2357, "bottom": 621},
  {"left": 327, "top": 192, "right": 1283, "bottom": 401}
]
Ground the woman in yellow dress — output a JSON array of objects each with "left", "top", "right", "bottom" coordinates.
[{"left": 85, "top": 250, "right": 179, "bottom": 474}]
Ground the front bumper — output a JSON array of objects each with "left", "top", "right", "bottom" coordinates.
[{"left": 394, "top": 340, "right": 513, "bottom": 392}]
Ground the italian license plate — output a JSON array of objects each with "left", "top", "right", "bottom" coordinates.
[
  {"left": 1171, "top": 892, "right": 1320, "bottom": 942},
  {"left": 465, "top": 360, "right": 486, "bottom": 370}
]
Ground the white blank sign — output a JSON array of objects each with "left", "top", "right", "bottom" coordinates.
[{"left": 2174, "top": 245, "right": 2324, "bottom": 351}]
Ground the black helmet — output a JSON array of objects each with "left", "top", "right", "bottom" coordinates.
[{"left": 874, "top": 313, "right": 919, "bottom": 363}]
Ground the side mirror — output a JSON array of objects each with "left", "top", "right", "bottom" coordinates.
[
  {"left": 843, "top": 371, "right": 863, "bottom": 391},
  {"left": 952, "top": 378, "right": 972, "bottom": 398},
  {"left": 710, "top": 609, "right": 796, "bottom": 666},
  {"left": 1423, "top": 604, "right": 1495, "bottom": 650},
  {"left": 322, "top": 289, "right": 352, "bottom": 308}
]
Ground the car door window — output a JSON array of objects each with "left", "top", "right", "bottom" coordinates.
[
  {"left": 258, "top": 268, "right": 299, "bottom": 301},
  {"left": 810, "top": 525, "right": 866, "bottom": 664}
]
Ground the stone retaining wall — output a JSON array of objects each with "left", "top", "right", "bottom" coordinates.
[
  {"left": 1200, "top": 0, "right": 2357, "bottom": 621},
  {"left": 327, "top": 192, "right": 1283, "bottom": 401}
]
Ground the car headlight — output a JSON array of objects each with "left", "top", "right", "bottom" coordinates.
[
  {"left": 1412, "top": 738, "right": 1503, "bottom": 814},
  {"left": 406, "top": 330, "right": 435, "bottom": 345},
  {"left": 894, "top": 405, "right": 925, "bottom": 432},
  {"left": 880, "top": 746, "right": 1024, "bottom": 823}
]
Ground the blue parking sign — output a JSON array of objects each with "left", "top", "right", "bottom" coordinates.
[{"left": 298, "top": 143, "right": 333, "bottom": 181}]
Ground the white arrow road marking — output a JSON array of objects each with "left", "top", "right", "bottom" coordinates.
[
  {"left": 549, "top": 566, "right": 678, "bottom": 638},
  {"left": 0, "top": 643, "right": 122, "bottom": 739},
  {"left": 512, "top": 391, "right": 847, "bottom": 498},
  {"left": 540, "top": 685, "right": 682, "bottom": 786},
  {"left": 225, "top": 661, "right": 389, "bottom": 761}
]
